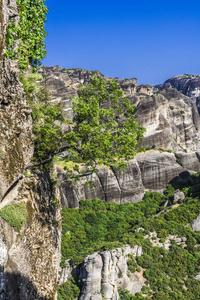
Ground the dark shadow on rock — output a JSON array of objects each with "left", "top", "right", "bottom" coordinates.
[
  {"left": 3, "top": 272, "right": 54, "bottom": 300},
  {"left": 169, "top": 171, "right": 192, "bottom": 188}
]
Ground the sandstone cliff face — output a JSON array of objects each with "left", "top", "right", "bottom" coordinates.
[
  {"left": 135, "top": 89, "right": 200, "bottom": 152},
  {"left": 0, "top": 2, "right": 61, "bottom": 299},
  {"left": 59, "top": 245, "right": 143, "bottom": 300}
]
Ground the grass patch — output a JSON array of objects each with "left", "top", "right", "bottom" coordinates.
[
  {"left": 53, "top": 156, "right": 77, "bottom": 170},
  {"left": 0, "top": 202, "right": 27, "bottom": 232}
]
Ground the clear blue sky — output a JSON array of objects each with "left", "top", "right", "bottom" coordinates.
[{"left": 43, "top": 0, "right": 200, "bottom": 85}]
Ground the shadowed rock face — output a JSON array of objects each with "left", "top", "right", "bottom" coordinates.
[
  {"left": 154, "top": 75, "right": 200, "bottom": 114},
  {"left": 0, "top": 0, "right": 33, "bottom": 199}
]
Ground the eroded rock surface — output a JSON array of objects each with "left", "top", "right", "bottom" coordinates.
[
  {"left": 0, "top": 171, "right": 62, "bottom": 300},
  {"left": 173, "top": 189, "right": 185, "bottom": 202},
  {"left": 0, "top": 1, "right": 61, "bottom": 299},
  {"left": 60, "top": 245, "right": 143, "bottom": 300},
  {"left": 191, "top": 214, "right": 200, "bottom": 232},
  {"left": 155, "top": 74, "right": 200, "bottom": 106},
  {"left": 41, "top": 68, "right": 200, "bottom": 153},
  {"left": 155, "top": 74, "right": 200, "bottom": 115},
  {"left": 44, "top": 68, "right": 200, "bottom": 207},
  {"left": 58, "top": 151, "right": 187, "bottom": 208}
]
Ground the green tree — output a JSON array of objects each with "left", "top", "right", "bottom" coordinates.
[{"left": 29, "top": 76, "right": 145, "bottom": 176}]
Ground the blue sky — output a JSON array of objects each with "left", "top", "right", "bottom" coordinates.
[{"left": 44, "top": 0, "right": 200, "bottom": 85}]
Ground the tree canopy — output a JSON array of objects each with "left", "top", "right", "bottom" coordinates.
[{"left": 28, "top": 75, "right": 145, "bottom": 176}]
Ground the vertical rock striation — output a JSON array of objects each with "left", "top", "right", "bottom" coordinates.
[{"left": 58, "top": 151, "right": 186, "bottom": 208}]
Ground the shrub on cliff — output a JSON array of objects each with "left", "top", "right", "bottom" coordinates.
[
  {"left": 0, "top": 202, "right": 27, "bottom": 232},
  {"left": 6, "top": 0, "right": 48, "bottom": 70}
]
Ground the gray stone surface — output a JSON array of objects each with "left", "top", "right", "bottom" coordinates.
[
  {"left": 155, "top": 75, "right": 200, "bottom": 114},
  {"left": 176, "top": 152, "right": 200, "bottom": 172},
  {"left": 135, "top": 151, "right": 184, "bottom": 191},
  {"left": 60, "top": 245, "right": 144, "bottom": 300},
  {"left": 191, "top": 214, "right": 200, "bottom": 231},
  {"left": 0, "top": 2, "right": 61, "bottom": 299},
  {"left": 195, "top": 274, "right": 200, "bottom": 280},
  {"left": 0, "top": 0, "right": 33, "bottom": 200},
  {"left": 173, "top": 190, "right": 185, "bottom": 202},
  {"left": 43, "top": 67, "right": 200, "bottom": 208},
  {"left": 135, "top": 88, "right": 200, "bottom": 152},
  {"left": 58, "top": 151, "right": 188, "bottom": 208},
  {"left": 111, "top": 160, "right": 145, "bottom": 204},
  {"left": 41, "top": 68, "right": 200, "bottom": 154}
]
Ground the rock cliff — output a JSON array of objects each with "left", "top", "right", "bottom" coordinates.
[
  {"left": 58, "top": 151, "right": 189, "bottom": 208},
  {"left": 0, "top": 171, "right": 61, "bottom": 300},
  {"left": 59, "top": 245, "right": 144, "bottom": 300},
  {"left": 41, "top": 67, "right": 200, "bottom": 153},
  {"left": 40, "top": 67, "right": 200, "bottom": 207},
  {"left": 0, "top": 1, "right": 61, "bottom": 299},
  {"left": 154, "top": 74, "right": 200, "bottom": 114}
]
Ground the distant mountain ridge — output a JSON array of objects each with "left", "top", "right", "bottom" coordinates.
[{"left": 154, "top": 74, "right": 200, "bottom": 113}]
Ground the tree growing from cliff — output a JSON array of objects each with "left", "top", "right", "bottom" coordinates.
[{"left": 28, "top": 76, "right": 145, "bottom": 177}]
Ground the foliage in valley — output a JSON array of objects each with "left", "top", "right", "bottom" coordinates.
[
  {"left": 60, "top": 174, "right": 200, "bottom": 299},
  {"left": 57, "top": 279, "right": 80, "bottom": 300}
]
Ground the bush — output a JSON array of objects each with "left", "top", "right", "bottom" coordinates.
[
  {"left": 0, "top": 202, "right": 27, "bottom": 232},
  {"left": 57, "top": 279, "right": 80, "bottom": 300}
]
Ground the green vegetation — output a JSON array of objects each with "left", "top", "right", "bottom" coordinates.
[
  {"left": 53, "top": 156, "right": 81, "bottom": 170},
  {"left": 175, "top": 153, "right": 182, "bottom": 165},
  {"left": 19, "top": 72, "right": 64, "bottom": 165},
  {"left": 23, "top": 75, "right": 145, "bottom": 177},
  {"left": 6, "top": 0, "right": 48, "bottom": 70},
  {"left": 170, "top": 106, "right": 174, "bottom": 110},
  {"left": 67, "top": 76, "right": 145, "bottom": 175},
  {"left": 0, "top": 202, "right": 27, "bottom": 232},
  {"left": 61, "top": 192, "right": 166, "bottom": 265},
  {"left": 91, "top": 70, "right": 98, "bottom": 75},
  {"left": 118, "top": 288, "right": 149, "bottom": 300},
  {"left": 61, "top": 174, "right": 200, "bottom": 299},
  {"left": 57, "top": 279, "right": 80, "bottom": 300},
  {"left": 180, "top": 110, "right": 185, "bottom": 115}
]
